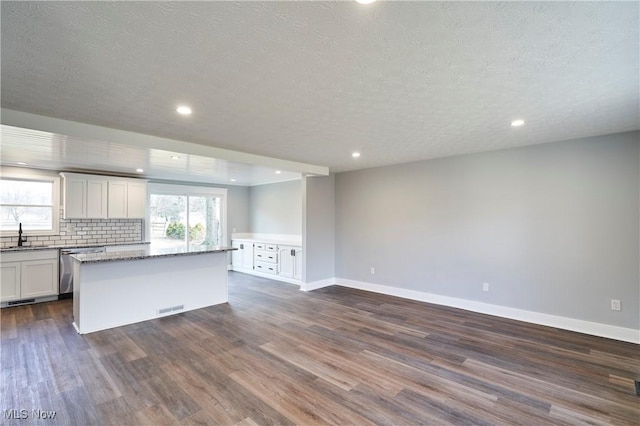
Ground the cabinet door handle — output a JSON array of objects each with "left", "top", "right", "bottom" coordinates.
[
  {"left": 240, "top": 243, "right": 244, "bottom": 249},
  {"left": 291, "top": 249, "right": 294, "bottom": 256}
]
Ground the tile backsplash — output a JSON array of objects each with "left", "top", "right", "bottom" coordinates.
[{"left": 1, "top": 210, "right": 143, "bottom": 249}]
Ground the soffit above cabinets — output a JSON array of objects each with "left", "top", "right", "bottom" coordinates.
[{"left": 0, "top": 124, "right": 303, "bottom": 186}]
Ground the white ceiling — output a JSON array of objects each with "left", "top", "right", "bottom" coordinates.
[
  {"left": 1, "top": 1, "right": 638, "bottom": 177},
  {"left": 0, "top": 124, "right": 302, "bottom": 187}
]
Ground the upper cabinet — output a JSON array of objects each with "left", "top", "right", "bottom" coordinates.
[
  {"left": 108, "top": 179, "right": 147, "bottom": 218},
  {"left": 86, "top": 179, "right": 109, "bottom": 218},
  {"left": 61, "top": 173, "right": 147, "bottom": 219}
]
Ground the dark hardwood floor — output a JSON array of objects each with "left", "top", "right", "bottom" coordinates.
[{"left": 1, "top": 272, "right": 639, "bottom": 425}]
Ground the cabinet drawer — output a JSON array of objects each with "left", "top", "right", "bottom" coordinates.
[
  {"left": 254, "top": 250, "right": 277, "bottom": 263},
  {"left": 254, "top": 243, "right": 277, "bottom": 252},
  {"left": 254, "top": 261, "right": 277, "bottom": 275}
]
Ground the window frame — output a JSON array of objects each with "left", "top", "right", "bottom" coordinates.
[{"left": 0, "top": 172, "right": 60, "bottom": 237}]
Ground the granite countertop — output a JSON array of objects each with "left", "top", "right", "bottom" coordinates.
[
  {"left": 71, "top": 245, "right": 236, "bottom": 264},
  {"left": 0, "top": 241, "right": 150, "bottom": 253}
]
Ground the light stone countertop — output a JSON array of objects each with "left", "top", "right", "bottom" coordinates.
[{"left": 70, "top": 244, "right": 236, "bottom": 264}]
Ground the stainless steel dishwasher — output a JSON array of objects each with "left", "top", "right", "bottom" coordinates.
[{"left": 59, "top": 246, "right": 106, "bottom": 298}]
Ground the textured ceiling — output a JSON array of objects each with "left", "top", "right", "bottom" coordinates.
[{"left": 1, "top": 1, "right": 638, "bottom": 173}]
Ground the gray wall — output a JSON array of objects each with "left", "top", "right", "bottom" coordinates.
[
  {"left": 303, "top": 174, "right": 336, "bottom": 283},
  {"left": 335, "top": 132, "right": 640, "bottom": 329},
  {"left": 249, "top": 180, "right": 302, "bottom": 234},
  {"left": 226, "top": 185, "right": 250, "bottom": 238}
]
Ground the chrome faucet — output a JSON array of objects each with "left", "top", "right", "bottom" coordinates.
[{"left": 17, "top": 223, "right": 27, "bottom": 247}]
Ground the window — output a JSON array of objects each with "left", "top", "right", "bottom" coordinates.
[
  {"left": 0, "top": 176, "right": 60, "bottom": 236},
  {"left": 148, "top": 184, "right": 227, "bottom": 250}
]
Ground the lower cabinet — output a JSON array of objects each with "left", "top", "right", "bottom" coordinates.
[
  {"left": 231, "top": 241, "right": 254, "bottom": 272},
  {"left": 231, "top": 239, "right": 302, "bottom": 283},
  {"left": 0, "top": 250, "right": 59, "bottom": 303},
  {"left": 0, "top": 262, "right": 21, "bottom": 301},
  {"left": 278, "top": 246, "right": 302, "bottom": 280}
]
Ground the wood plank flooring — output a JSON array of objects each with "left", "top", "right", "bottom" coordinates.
[{"left": 1, "top": 272, "right": 639, "bottom": 425}]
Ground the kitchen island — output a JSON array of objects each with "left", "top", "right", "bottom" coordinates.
[{"left": 71, "top": 245, "right": 235, "bottom": 334}]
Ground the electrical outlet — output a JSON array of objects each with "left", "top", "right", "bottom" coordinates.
[
  {"left": 482, "top": 282, "right": 489, "bottom": 292},
  {"left": 611, "top": 299, "right": 621, "bottom": 311},
  {"left": 370, "top": 267, "right": 375, "bottom": 275}
]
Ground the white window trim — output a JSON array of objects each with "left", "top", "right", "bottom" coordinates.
[
  {"left": 0, "top": 171, "right": 60, "bottom": 237},
  {"left": 147, "top": 183, "right": 228, "bottom": 246}
]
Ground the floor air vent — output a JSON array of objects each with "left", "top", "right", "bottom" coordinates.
[
  {"left": 7, "top": 299, "right": 36, "bottom": 307},
  {"left": 158, "top": 304, "right": 185, "bottom": 315}
]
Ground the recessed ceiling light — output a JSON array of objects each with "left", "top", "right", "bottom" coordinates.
[
  {"left": 176, "top": 106, "right": 192, "bottom": 115},
  {"left": 16, "top": 162, "right": 28, "bottom": 166},
  {"left": 511, "top": 119, "right": 525, "bottom": 127},
  {"left": 352, "top": 152, "right": 361, "bottom": 158},
  {"left": 230, "top": 178, "right": 236, "bottom": 182},
  {"left": 170, "top": 155, "right": 181, "bottom": 160},
  {"left": 356, "top": 0, "right": 376, "bottom": 4},
  {"left": 275, "top": 170, "right": 282, "bottom": 174},
  {"left": 136, "top": 168, "right": 144, "bottom": 173}
]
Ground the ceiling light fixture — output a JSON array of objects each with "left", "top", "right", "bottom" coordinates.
[
  {"left": 176, "top": 106, "right": 192, "bottom": 115},
  {"left": 136, "top": 168, "right": 144, "bottom": 173},
  {"left": 16, "top": 162, "right": 28, "bottom": 166},
  {"left": 230, "top": 178, "right": 236, "bottom": 182},
  {"left": 352, "top": 152, "right": 361, "bottom": 158},
  {"left": 170, "top": 155, "right": 181, "bottom": 160},
  {"left": 511, "top": 119, "right": 525, "bottom": 127},
  {"left": 275, "top": 170, "right": 282, "bottom": 174},
  {"left": 356, "top": 0, "right": 376, "bottom": 4}
]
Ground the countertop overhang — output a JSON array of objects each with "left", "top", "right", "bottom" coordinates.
[{"left": 70, "top": 245, "right": 236, "bottom": 264}]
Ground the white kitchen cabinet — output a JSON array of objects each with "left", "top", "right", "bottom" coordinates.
[
  {"left": 86, "top": 179, "right": 108, "bottom": 218},
  {"left": 0, "top": 262, "right": 21, "bottom": 302},
  {"left": 21, "top": 258, "right": 58, "bottom": 298},
  {"left": 0, "top": 250, "right": 59, "bottom": 303},
  {"left": 254, "top": 246, "right": 277, "bottom": 275},
  {"left": 62, "top": 173, "right": 142, "bottom": 219},
  {"left": 232, "top": 240, "right": 254, "bottom": 271},
  {"left": 126, "top": 181, "right": 147, "bottom": 218},
  {"left": 61, "top": 173, "right": 108, "bottom": 219},
  {"left": 278, "top": 245, "right": 302, "bottom": 280},
  {"left": 231, "top": 237, "right": 302, "bottom": 284},
  {"left": 108, "top": 179, "right": 147, "bottom": 218},
  {"left": 108, "top": 180, "right": 127, "bottom": 218},
  {"left": 62, "top": 174, "right": 87, "bottom": 218}
]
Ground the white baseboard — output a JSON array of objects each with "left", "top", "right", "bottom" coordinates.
[
  {"left": 300, "top": 278, "right": 336, "bottom": 292},
  {"left": 301, "top": 277, "right": 639, "bottom": 344},
  {"left": 227, "top": 264, "right": 233, "bottom": 271}
]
